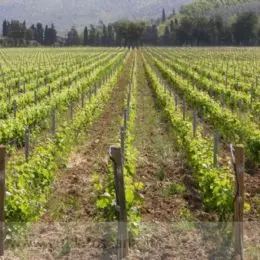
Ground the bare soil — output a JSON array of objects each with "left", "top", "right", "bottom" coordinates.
[
  {"left": 136, "top": 51, "right": 260, "bottom": 259},
  {"left": 5, "top": 50, "right": 260, "bottom": 260},
  {"left": 5, "top": 54, "right": 134, "bottom": 260},
  {"left": 127, "top": 52, "right": 221, "bottom": 260}
]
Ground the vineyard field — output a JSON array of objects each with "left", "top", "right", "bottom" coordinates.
[{"left": 0, "top": 47, "right": 259, "bottom": 259}]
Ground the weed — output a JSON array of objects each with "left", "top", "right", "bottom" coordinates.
[
  {"left": 162, "top": 182, "right": 185, "bottom": 196},
  {"left": 155, "top": 169, "right": 165, "bottom": 181},
  {"left": 179, "top": 207, "right": 193, "bottom": 221},
  {"left": 58, "top": 241, "right": 71, "bottom": 258}
]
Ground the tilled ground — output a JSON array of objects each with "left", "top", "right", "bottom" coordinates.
[
  {"left": 126, "top": 52, "right": 219, "bottom": 259},
  {"left": 5, "top": 51, "right": 260, "bottom": 260},
  {"left": 5, "top": 54, "right": 134, "bottom": 260}
]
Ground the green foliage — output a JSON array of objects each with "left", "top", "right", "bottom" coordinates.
[
  {"left": 156, "top": 0, "right": 259, "bottom": 46},
  {"left": 0, "top": 51, "right": 123, "bottom": 147},
  {"left": 5, "top": 50, "right": 127, "bottom": 223},
  {"left": 143, "top": 55, "right": 234, "bottom": 219},
  {"left": 162, "top": 183, "right": 186, "bottom": 196},
  {"left": 58, "top": 241, "right": 72, "bottom": 257},
  {"left": 179, "top": 208, "right": 194, "bottom": 221},
  {"left": 67, "top": 27, "right": 80, "bottom": 46},
  {"left": 95, "top": 52, "right": 143, "bottom": 238},
  {"left": 148, "top": 51, "right": 260, "bottom": 165},
  {"left": 155, "top": 168, "right": 165, "bottom": 181},
  {"left": 114, "top": 20, "right": 145, "bottom": 48},
  {"left": 233, "top": 12, "right": 259, "bottom": 44},
  {"left": 180, "top": 0, "right": 256, "bottom": 17}
]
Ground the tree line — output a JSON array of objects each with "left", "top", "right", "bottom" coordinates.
[
  {"left": 160, "top": 10, "right": 260, "bottom": 46},
  {"left": 67, "top": 21, "right": 145, "bottom": 48},
  {"left": 1, "top": 6, "right": 260, "bottom": 47},
  {"left": 2, "top": 20, "right": 57, "bottom": 46},
  {"left": 1, "top": 19, "right": 145, "bottom": 48}
]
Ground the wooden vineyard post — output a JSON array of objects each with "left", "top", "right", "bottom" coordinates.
[
  {"left": 221, "top": 93, "right": 225, "bottom": 110},
  {"left": 48, "top": 85, "right": 51, "bottom": 97},
  {"left": 213, "top": 129, "right": 219, "bottom": 167},
  {"left": 256, "top": 76, "right": 258, "bottom": 96},
  {"left": 0, "top": 146, "right": 6, "bottom": 256},
  {"left": 193, "top": 110, "right": 197, "bottom": 138},
  {"left": 18, "top": 81, "right": 20, "bottom": 94},
  {"left": 174, "top": 93, "right": 178, "bottom": 111},
  {"left": 13, "top": 100, "right": 17, "bottom": 118},
  {"left": 183, "top": 96, "right": 186, "bottom": 120},
  {"left": 34, "top": 90, "right": 37, "bottom": 105},
  {"left": 250, "top": 84, "right": 254, "bottom": 113},
  {"left": 25, "top": 128, "right": 30, "bottom": 162},
  {"left": 121, "top": 127, "right": 125, "bottom": 167},
  {"left": 231, "top": 145, "right": 245, "bottom": 260},
  {"left": 8, "top": 84, "right": 11, "bottom": 104},
  {"left": 51, "top": 109, "right": 56, "bottom": 135},
  {"left": 69, "top": 102, "right": 73, "bottom": 121},
  {"left": 37, "top": 71, "right": 39, "bottom": 88},
  {"left": 127, "top": 84, "right": 131, "bottom": 111},
  {"left": 238, "top": 100, "right": 242, "bottom": 115},
  {"left": 81, "top": 92, "right": 85, "bottom": 108},
  {"left": 88, "top": 89, "right": 91, "bottom": 102},
  {"left": 123, "top": 110, "right": 127, "bottom": 133},
  {"left": 109, "top": 144, "right": 128, "bottom": 260},
  {"left": 225, "top": 62, "right": 229, "bottom": 90}
]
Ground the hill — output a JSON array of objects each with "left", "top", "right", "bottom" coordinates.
[
  {"left": 0, "top": 0, "right": 192, "bottom": 32},
  {"left": 158, "top": 0, "right": 260, "bottom": 35},
  {"left": 180, "top": 0, "right": 259, "bottom": 17}
]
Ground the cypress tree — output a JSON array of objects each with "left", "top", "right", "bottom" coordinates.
[
  {"left": 164, "top": 25, "right": 170, "bottom": 45},
  {"left": 162, "top": 8, "right": 166, "bottom": 22},
  {"left": 84, "top": 26, "right": 88, "bottom": 45},
  {"left": 36, "top": 23, "right": 44, "bottom": 44},
  {"left": 44, "top": 25, "right": 49, "bottom": 45},
  {"left": 50, "top": 24, "right": 57, "bottom": 45},
  {"left": 107, "top": 24, "right": 114, "bottom": 46},
  {"left": 102, "top": 24, "right": 108, "bottom": 46},
  {"left": 89, "top": 25, "right": 96, "bottom": 45},
  {"left": 2, "top": 20, "right": 9, "bottom": 37},
  {"left": 170, "top": 20, "right": 174, "bottom": 32}
]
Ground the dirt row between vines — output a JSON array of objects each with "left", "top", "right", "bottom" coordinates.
[
  {"left": 146, "top": 49, "right": 260, "bottom": 222},
  {"left": 123, "top": 51, "right": 223, "bottom": 260},
  {"left": 5, "top": 50, "right": 260, "bottom": 260},
  {"left": 131, "top": 51, "right": 260, "bottom": 260},
  {"left": 5, "top": 53, "right": 134, "bottom": 260}
]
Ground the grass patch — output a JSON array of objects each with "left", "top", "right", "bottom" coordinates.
[
  {"left": 58, "top": 241, "right": 72, "bottom": 258},
  {"left": 172, "top": 221, "right": 196, "bottom": 233},
  {"left": 155, "top": 169, "right": 165, "bottom": 181},
  {"left": 252, "top": 194, "right": 260, "bottom": 216},
  {"left": 162, "top": 182, "right": 185, "bottom": 196},
  {"left": 179, "top": 207, "right": 193, "bottom": 220}
]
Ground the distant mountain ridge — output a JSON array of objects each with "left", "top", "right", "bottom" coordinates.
[
  {"left": 180, "top": 0, "right": 259, "bottom": 17},
  {"left": 0, "top": 0, "right": 192, "bottom": 32}
]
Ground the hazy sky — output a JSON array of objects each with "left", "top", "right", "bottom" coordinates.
[{"left": 0, "top": 0, "right": 191, "bottom": 32}]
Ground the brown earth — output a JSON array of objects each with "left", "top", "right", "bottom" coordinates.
[
  {"left": 136, "top": 51, "right": 260, "bottom": 259},
  {"left": 126, "top": 51, "right": 221, "bottom": 260},
  {"left": 5, "top": 52, "right": 134, "bottom": 260},
  {"left": 5, "top": 50, "right": 260, "bottom": 260}
]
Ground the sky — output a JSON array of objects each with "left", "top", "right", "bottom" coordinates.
[{"left": 0, "top": 0, "right": 192, "bottom": 33}]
